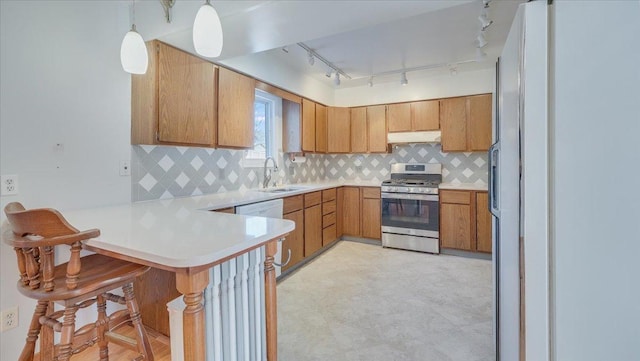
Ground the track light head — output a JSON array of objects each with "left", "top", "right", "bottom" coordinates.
[
  {"left": 400, "top": 72, "right": 408, "bottom": 86},
  {"left": 475, "top": 47, "right": 487, "bottom": 62},
  {"left": 325, "top": 69, "right": 333, "bottom": 78},
  {"left": 483, "top": 0, "right": 491, "bottom": 8},
  {"left": 282, "top": 46, "right": 289, "bottom": 53},
  {"left": 477, "top": 32, "right": 488, "bottom": 48},
  {"left": 308, "top": 51, "right": 315, "bottom": 66},
  {"left": 334, "top": 73, "right": 341, "bottom": 86},
  {"left": 479, "top": 13, "right": 493, "bottom": 30},
  {"left": 368, "top": 77, "right": 374, "bottom": 87},
  {"left": 449, "top": 66, "right": 458, "bottom": 76}
]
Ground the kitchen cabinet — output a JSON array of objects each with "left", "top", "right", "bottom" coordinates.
[
  {"left": 282, "top": 195, "right": 305, "bottom": 272},
  {"left": 367, "top": 105, "right": 388, "bottom": 153},
  {"left": 475, "top": 192, "right": 492, "bottom": 253},
  {"left": 132, "top": 40, "right": 218, "bottom": 146},
  {"left": 327, "top": 107, "right": 351, "bottom": 153},
  {"left": 349, "top": 106, "right": 387, "bottom": 153},
  {"left": 388, "top": 100, "right": 439, "bottom": 132},
  {"left": 217, "top": 67, "right": 255, "bottom": 149},
  {"left": 336, "top": 187, "right": 344, "bottom": 238},
  {"left": 135, "top": 268, "right": 179, "bottom": 337},
  {"left": 282, "top": 99, "right": 302, "bottom": 153},
  {"left": 342, "top": 187, "right": 361, "bottom": 236},
  {"left": 440, "top": 94, "right": 492, "bottom": 152},
  {"left": 361, "top": 187, "right": 381, "bottom": 240},
  {"left": 302, "top": 98, "right": 316, "bottom": 152},
  {"left": 440, "top": 189, "right": 492, "bottom": 253},
  {"left": 304, "top": 192, "right": 323, "bottom": 256},
  {"left": 321, "top": 188, "right": 338, "bottom": 246},
  {"left": 315, "top": 104, "right": 328, "bottom": 153}
]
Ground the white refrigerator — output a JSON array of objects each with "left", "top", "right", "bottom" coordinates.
[{"left": 492, "top": 1, "right": 640, "bottom": 360}]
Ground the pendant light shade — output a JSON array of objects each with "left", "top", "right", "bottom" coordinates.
[
  {"left": 193, "top": 1, "right": 223, "bottom": 58},
  {"left": 120, "top": 25, "right": 148, "bottom": 74}
]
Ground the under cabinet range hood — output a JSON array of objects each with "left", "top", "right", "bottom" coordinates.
[{"left": 387, "top": 130, "right": 441, "bottom": 144}]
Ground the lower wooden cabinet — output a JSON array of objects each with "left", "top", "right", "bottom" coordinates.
[
  {"left": 304, "top": 204, "right": 322, "bottom": 256},
  {"left": 282, "top": 209, "right": 304, "bottom": 271},
  {"left": 134, "top": 268, "right": 179, "bottom": 337},
  {"left": 440, "top": 190, "right": 492, "bottom": 253},
  {"left": 342, "top": 187, "right": 361, "bottom": 236},
  {"left": 361, "top": 187, "right": 381, "bottom": 240},
  {"left": 341, "top": 186, "right": 381, "bottom": 240}
]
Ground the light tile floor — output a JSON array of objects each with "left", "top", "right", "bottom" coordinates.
[{"left": 277, "top": 241, "right": 494, "bottom": 361}]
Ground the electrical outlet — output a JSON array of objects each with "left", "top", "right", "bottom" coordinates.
[
  {"left": 1, "top": 306, "right": 18, "bottom": 332},
  {"left": 1, "top": 174, "right": 19, "bottom": 196},
  {"left": 119, "top": 160, "right": 131, "bottom": 176}
]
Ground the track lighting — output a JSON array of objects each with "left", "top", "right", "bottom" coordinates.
[
  {"left": 282, "top": 46, "right": 289, "bottom": 53},
  {"left": 400, "top": 72, "right": 408, "bottom": 86},
  {"left": 479, "top": 12, "right": 493, "bottom": 31},
  {"left": 476, "top": 47, "right": 487, "bottom": 62},
  {"left": 334, "top": 73, "right": 341, "bottom": 86},
  {"left": 477, "top": 32, "right": 488, "bottom": 48},
  {"left": 368, "top": 77, "right": 374, "bottom": 87},
  {"left": 193, "top": 0, "right": 224, "bottom": 57},
  {"left": 120, "top": 0, "right": 148, "bottom": 74},
  {"left": 483, "top": 0, "right": 491, "bottom": 8},
  {"left": 325, "top": 69, "right": 333, "bottom": 78},
  {"left": 308, "top": 51, "right": 315, "bottom": 66}
]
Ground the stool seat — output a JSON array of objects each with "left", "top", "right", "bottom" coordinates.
[{"left": 17, "top": 254, "right": 150, "bottom": 304}]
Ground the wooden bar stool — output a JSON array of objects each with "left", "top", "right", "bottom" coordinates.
[{"left": 2, "top": 202, "right": 154, "bottom": 361}]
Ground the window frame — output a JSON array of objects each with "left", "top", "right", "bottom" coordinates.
[{"left": 241, "top": 89, "right": 279, "bottom": 168}]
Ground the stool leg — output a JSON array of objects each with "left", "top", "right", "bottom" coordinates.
[
  {"left": 123, "top": 283, "right": 154, "bottom": 361},
  {"left": 18, "top": 300, "right": 48, "bottom": 361},
  {"left": 96, "top": 294, "right": 109, "bottom": 361},
  {"left": 57, "top": 306, "right": 77, "bottom": 361}
]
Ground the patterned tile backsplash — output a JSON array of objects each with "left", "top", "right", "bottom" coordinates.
[{"left": 132, "top": 144, "right": 487, "bottom": 202}]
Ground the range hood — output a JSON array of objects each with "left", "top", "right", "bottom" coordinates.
[{"left": 387, "top": 130, "right": 441, "bottom": 144}]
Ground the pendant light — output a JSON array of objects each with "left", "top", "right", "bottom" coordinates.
[
  {"left": 120, "top": 0, "right": 148, "bottom": 74},
  {"left": 193, "top": 0, "right": 223, "bottom": 57},
  {"left": 400, "top": 72, "right": 408, "bottom": 86}
]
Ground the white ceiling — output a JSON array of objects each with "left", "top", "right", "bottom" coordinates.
[{"left": 137, "top": 0, "right": 523, "bottom": 89}]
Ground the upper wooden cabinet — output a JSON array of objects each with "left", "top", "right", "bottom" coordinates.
[
  {"left": 315, "top": 104, "right": 328, "bottom": 153},
  {"left": 367, "top": 105, "right": 388, "bottom": 153},
  {"left": 301, "top": 98, "right": 316, "bottom": 152},
  {"left": 282, "top": 99, "right": 302, "bottom": 153},
  {"left": 132, "top": 41, "right": 218, "bottom": 146},
  {"left": 440, "top": 94, "right": 492, "bottom": 152},
  {"left": 388, "top": 100, "right": 439, "bottom": 132},
  {"left": 327, "top": 107, "right": 351, "bottom": 153},
  {"left": 217, "top": 67, "right": 255, "bottom": 149},
  {"left": 350, "top": 107, "right": 368, "bottom": 153}
]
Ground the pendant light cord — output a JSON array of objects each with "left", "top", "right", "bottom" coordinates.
[{"left": 132, "top": 0, "right": 136, "bottom": 30}]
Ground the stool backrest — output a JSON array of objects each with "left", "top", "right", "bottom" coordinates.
[{"left": 3, "top": 202, "right": 100, "bottom": 292}]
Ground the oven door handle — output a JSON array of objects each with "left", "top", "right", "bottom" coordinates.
[{"left": 381, "top": 192, "right": 439, "bottom": 202}]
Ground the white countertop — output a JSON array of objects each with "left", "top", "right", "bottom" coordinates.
[{"left": 439, "top": 182, "right": 489, "bottom": 191}]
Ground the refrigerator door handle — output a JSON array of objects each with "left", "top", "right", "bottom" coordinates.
[{"left": 488, "top": 142, "right": 500, "bottom": 217}]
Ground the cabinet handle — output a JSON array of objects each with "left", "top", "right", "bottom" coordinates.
[{"left": 273, "top": 238, "right": 292, "bottom": 268}]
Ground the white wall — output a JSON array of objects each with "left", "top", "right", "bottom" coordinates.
[
  {"left": 333, "top": 68, "right": 494, "bottom": 107},
  {"left": 0, "top": 1, "right": 132, "bottom": 359},
  {"left": 551, "top": 2, "right": 640, "bottom": 360}
]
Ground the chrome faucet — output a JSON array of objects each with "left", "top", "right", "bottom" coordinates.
[{"left": 263, "top": 156, "right": 278, "bottom": 188}]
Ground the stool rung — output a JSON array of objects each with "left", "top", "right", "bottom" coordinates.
[
  {"left": 104, "top": 292, "right": 126, "bottom": 305},
  {"left": 105, "top": 331, "right": 138, "bottom": 350},
  {"left": 39, "top": 315, "right": 63, "bottom": 332}
]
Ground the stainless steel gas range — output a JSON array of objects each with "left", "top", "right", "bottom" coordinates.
[{"left": 381, "top": 163, "right": 442, "bottom": 254}]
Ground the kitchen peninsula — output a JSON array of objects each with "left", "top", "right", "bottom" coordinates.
[{"left": 58, "top": 198, "right": 295, "bottom": 361}]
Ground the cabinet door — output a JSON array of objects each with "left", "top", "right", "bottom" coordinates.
[
  {"left": 476, "top": 192, "right": 492, "bottom": 253},
  {"left": 411, "top": 100, "right": 440, "bottom": 131},
  {"left": 361, "top": 198, "right": 381, "bottom": 240},
  {"left": 350, "top": 107, "right": 368, "bottom": 153},
  {"left": 440, "top": 203, "right": 472, "bottom": 250},
  {"left": 282, "top": 99, "right": 302, "bottom": 153},
  {"left": 315, "top": 104, "right": 327, "bottom": 153},
  {"left": 327, "top": 107, "right": 351, "bottom": 153},
  {"left": 387, "top": 103, "right": 411, "bottom": 132},
  {"left": 218, "top": 67, "right": 255, "bottom": 148},
  {"left": 158, "top": 42, "right": 216, "bottom": 145},
  {"left": 304, "top": 205, "right": 322, "bottom": 256},
  {"left": 367, "top": 105, "right": 388, "bottom": 153},
  {"left": 135, "top": 268, "right": 180, "bottom": 336},
  {"left": 342, "top": 187, "right": 361, "bottom": 236},
  {"left": 283, "top": 210, "right": 304, "bottom": 271},
  {"left": 336, "top": 187, "right": 344, "bottom": 238},
  {"left": 301, "top": 98, "right": 316, "bottom": 152},
  {"left": 468, "top": 94, "right": 493, "bottom": 151},
  {"left": 132, "top": 40, "right": 159, "bottom": 145},
  {"left": 440, "top": 97, "right": 468, "bottom": 152}
]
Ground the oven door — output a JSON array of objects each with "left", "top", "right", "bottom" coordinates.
[{"left": 381, "top": 192, "right": 439, "bottom": 238}]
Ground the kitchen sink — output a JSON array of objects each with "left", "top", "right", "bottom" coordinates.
[{"left": 258, "top": 186, "right": 307, "bottom": 193}]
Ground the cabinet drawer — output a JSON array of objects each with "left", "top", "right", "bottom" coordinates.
[
  {"left": 361, "top": 187, "right": 381, "bottom": 199},
  {"left": 322, "top": 224, "right": 337, "bottom": 246},
  {"left": 304, "top": 191, "right": 322, "bottom": 207},
  {"left": 322, "top": 199, "right": 336, "bottom": 215},
  {"left": 440, "top": 190, "right": 471, "bottom": 205},
  {"left": 322, "top": 212, "right": 336, "bottom": 227},
  {"left": 283, "top": 195, "right": 303, "bottom": 214},
  {"left": 322, "top": 188, "right": 336, "bottom": 202}
]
